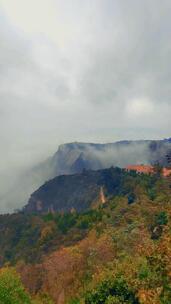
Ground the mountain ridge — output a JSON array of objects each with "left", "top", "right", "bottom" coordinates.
[
  {"left": 24, "top": 166, "right": 158, "bottom": 214},
  {"left": 2, "top": 138, "right": 171, "bottom": 213}
]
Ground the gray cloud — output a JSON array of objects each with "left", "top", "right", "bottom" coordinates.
[
  {"left": 81, "top": 0, "right": 171, "bottom": 105},
  {"left": 0, "top": 0, "right": 171, "bottom": 212}
]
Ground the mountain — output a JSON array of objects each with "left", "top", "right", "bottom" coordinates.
[
  {"left": 1, "top": 170, "right": 171, "bottom": 303},
  {"left": 24, "top": 139, "right": 171, "bottom": 212},
  {"left": 24, "top": 167, "right": 137, "bottom": 213},
  {"left": 25, "top": 160, "right": 171, "bottom": 214},
  {"left": 50, "top": 139, "right": 171, "bottom": 175},
  {"left": 1, "top": 167, "right": 157, "bottom": 265},
  {"left": 2, "top": 138, "right": 171, "bottom": 213}
]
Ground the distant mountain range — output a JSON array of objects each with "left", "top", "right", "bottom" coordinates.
[{"left": 2, "top": 138, "right": 171, "bottom": 213}]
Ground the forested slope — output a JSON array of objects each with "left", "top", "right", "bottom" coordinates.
[{"left": 1, "top": 169, "right": 171, "bottom": 303}]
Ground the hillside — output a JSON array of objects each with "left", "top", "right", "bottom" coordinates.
[
  {"left": 24, "top": 167, "right": 158, "bottom": 214},
  {"left": 1, "top": 167, "right": 157, "bottom": 265},
  {"left": 1, "top": 169, "right": 171, "bottom": 303},
  {"left": 3, "top": 138, "right": 171, "bottom": 213}
]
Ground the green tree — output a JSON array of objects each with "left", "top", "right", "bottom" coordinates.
[
  {"left": 85, "top": 276, "right": 139, "bottom": 304},
  {"left": 156, "top": 211, "right": 168, "bottom": 226},
  {"left": 0, "top": 267, "right": 31, "bottom": 304}
]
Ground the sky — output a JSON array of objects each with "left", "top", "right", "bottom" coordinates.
[{"left": 0, "top": 0, "right": 171, "bottom": 206}]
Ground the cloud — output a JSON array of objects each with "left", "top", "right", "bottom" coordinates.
[
  {"left": 126, "top": 98, "right": 154, "bottom": 117},
  {"left": 0, "top": 0, "right": 171, "bottom": 212}
]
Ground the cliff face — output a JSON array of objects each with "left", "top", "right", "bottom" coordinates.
[
  {"left": 51, "top": 139, "right": 171, "bottom": 175},
  {"left": 23, "top": 139, "right": 171, "bottom": 213},
  {"left": 4, "top": 139, "right": 171, "bottom": 213},
  {"left": 25, "top": 171, "right": 100, "bottom": 213},
  {"left": 24, "top": 167, "right": 133, "bottom": 214}
]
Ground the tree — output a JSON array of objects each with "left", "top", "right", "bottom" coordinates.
[
  {"left": 153, "top": 162, "right": 163, "bottom": 177},
  {"left": 0, "top": 267, "right": 31, "bottom": 304},
  {"left": 128, "top": 193, "right": 136, "bottom": 205},
  {"left": 85, "top": 276, "right": 139, "bottom": 304},
  {"left": 156, "top": 211, "right": 168, "bottom": 226}
]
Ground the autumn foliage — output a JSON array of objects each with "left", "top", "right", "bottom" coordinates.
[{"left": 1, "top": 170, "right": 171, "bottom": 303}]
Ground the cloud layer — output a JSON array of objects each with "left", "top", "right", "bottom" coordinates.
[{"left": 0, "top": 0, "right": 171, "bottom": 211}]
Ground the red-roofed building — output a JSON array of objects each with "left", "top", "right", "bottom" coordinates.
[
  {"left": 126, "top": 165, "right": 171, "bottom": 177},
  {"left": 126, "top": 165, "right": 154, "bottom": 174}
]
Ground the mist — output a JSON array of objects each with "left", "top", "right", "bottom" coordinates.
[{"left": 0, "top": 0, "right": 171, "bottom": 212}]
